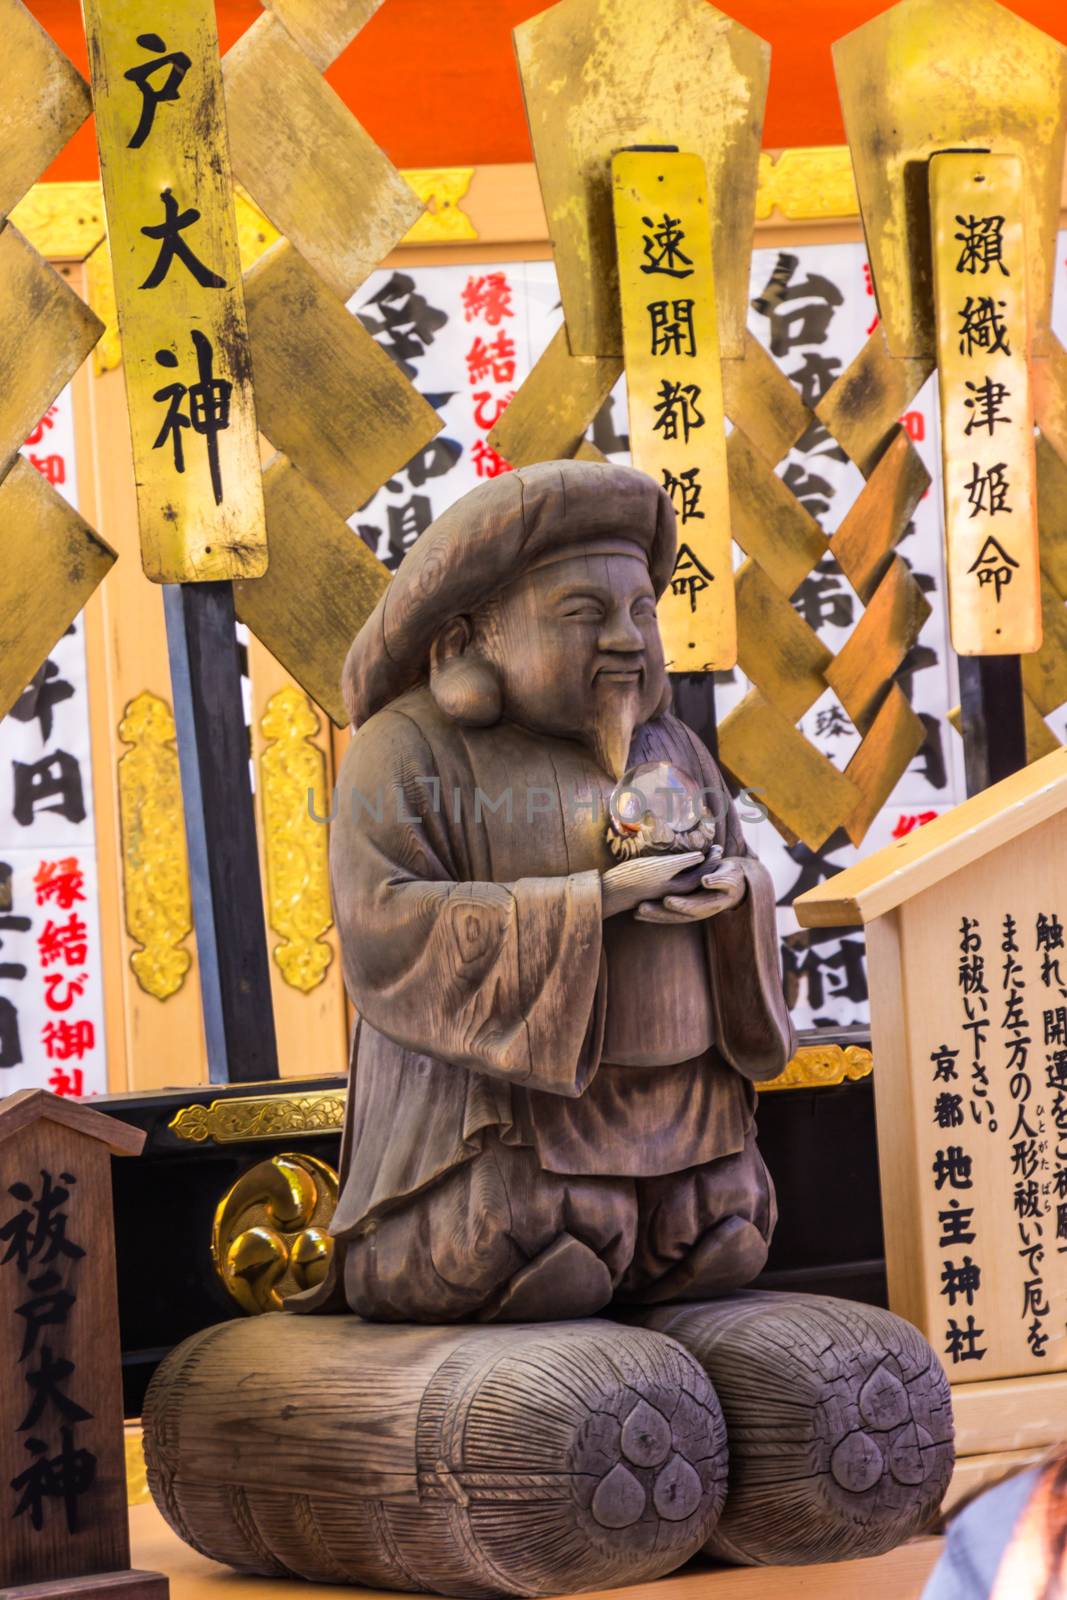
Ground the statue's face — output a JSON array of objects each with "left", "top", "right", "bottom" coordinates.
[{"left": 474, "top": 551, "right": 667, "bottom": 777}]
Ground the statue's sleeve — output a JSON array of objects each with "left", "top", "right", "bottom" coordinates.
[
  {"left": 708, "top": 760, "right": 796, "bottom": 1079},
  {"left": 330, "top": 709, "right": 605, "bottom": 1097},
  {"left": 669, "top": 719, "right": 796, "bottom": 1081}
]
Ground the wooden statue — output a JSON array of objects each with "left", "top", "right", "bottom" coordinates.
[
  {"left": 330, "top": 460, "right": 794, "bottom": 1321},
  {"left": 145, "top": 462, "right": 954, "bottom": 1591}
]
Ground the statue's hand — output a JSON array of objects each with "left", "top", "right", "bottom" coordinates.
[
  {"left": 633, "top": 859, "right": 748, "bottom": 924},
  {"left": 600, "top": 851, "right": 705, "bottom": 919}
]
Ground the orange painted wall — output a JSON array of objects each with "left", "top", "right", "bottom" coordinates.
[{"left": 28, "top": 0, "right": 1067, "bottom": 182}]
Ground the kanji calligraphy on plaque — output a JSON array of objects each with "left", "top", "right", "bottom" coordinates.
[
  {"left": 612, "top": 150, "right": 734, "bottom": 670},
  {"left": 82, "top": 0, "right": 267, "bottom": 583}
]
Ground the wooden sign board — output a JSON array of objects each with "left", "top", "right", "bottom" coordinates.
[
  {"left": 796, "top": 751, "right": 1067, "bottom": 1384},
  {"left": 612, "top": 149, "right": 735, "bottom": 672},
  {"left": 82, "top": 0, "right": 267, "bottom": 584},
  {"left": 930, "top": 151, "right": 1041, "bottom": 656},
  {"left": 0, "top": 1090, "right": 165, "bottom": 1597}
]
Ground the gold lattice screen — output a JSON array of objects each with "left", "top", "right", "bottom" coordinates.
[{"left": 489, "top": 0, "right": 1067, "bottom": 850}]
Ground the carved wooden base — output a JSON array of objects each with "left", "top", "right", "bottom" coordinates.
[
  {"left": 0, "top": 1572, "right": 168, "bottom": 1599},
  {"left": 630, "top": 1292, "right": 955, "bottom": 1566},
  {"left": 143, "top": 1316, "right": 727, "bottom": 1597},
  {"left": 143, "top": 1294, "right": 954, "bottom": 1592},
  {"left": 133, "top": 1491, "right": 948, "bottom": 1599}
]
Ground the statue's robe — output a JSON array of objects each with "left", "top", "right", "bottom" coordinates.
[{"left": 328, "top": 686, "right": 795, "bottom": 1247}]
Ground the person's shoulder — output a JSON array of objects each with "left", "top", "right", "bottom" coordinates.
[{"left": 923, "top": 1468, "right": 1042, "bottom": 1600}]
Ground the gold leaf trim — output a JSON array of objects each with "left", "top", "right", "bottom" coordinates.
[
  {"left": 758, "top": 1043, "right": 874, "bottom": 1092},
  {"left": 401, "top": 167, "right": 478, "bottom": 243},
  {"left": 169, "top": 1088, "right": 347, "bottom": 1143},
  {"left": 756, "top": 146, "right": 859, "bottom": 221},
  {"left": 260, "top": 686, "right": 334, "bottom": 992},
  {"left": 18, "top": 146, "right": 872, "bottom": 281},
  {"left": 165, "top": 1052, "right": 860, "bottom": 1148},
  {"left": 117, "top": 693, "right": 192, "bottom": 1001}
]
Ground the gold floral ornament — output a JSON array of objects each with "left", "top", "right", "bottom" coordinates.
[
  {"left": 169, "top": 1088, "right": 346, "bottom": 1143},
  {"left": 755, "top": 147, "right": 859, "bottom": 222},
  {"left": 259, "top": 686, "right": 334, "bottom": 992},
  {"left": 212, "top": 1152, "right": 339, "bottom": 1314},
  {"left": 117, "top": 692, "right": 193, "bottom": 1000},
  {"left": 758, "top": 1043, "right": 873, "bottom": 1093}
]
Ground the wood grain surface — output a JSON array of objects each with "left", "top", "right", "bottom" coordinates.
[
  {"left": 142, "top": 1316, "right": 728, "bottom": 1596},
  {"left": 128, "top": 1498, "right": 944, "bottom": 1600},
  {"left": 243, "top": 242, "right": 442, "bottom": 519},
  {"left": 632, "top": 1293, "right": 954, "bottom": 1567},
  {"left": 0, "top": 1570, "right": 168, "bottom": 1598},
  {"left": 0, "top": 1098, "right": 139, "bottom": 1587},
  {"left": 224, "top": 13, "right": 421, "bottom": 300}
]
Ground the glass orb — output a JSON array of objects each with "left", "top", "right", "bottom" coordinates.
[{"left": 608, "top": 761, "right": 707, "bottom": 845}]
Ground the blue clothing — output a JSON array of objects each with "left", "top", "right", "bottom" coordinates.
[{"left": 923, "top": 1469, "right": 1041, "bottom": 1600}]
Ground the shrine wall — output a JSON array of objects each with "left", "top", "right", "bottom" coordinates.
[{"left": 4, "top": 170, "right": 1067, "bottom": 1094}]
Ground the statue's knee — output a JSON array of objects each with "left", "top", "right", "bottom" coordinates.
[{"left": 343, "top": 1182, "right": 522, "bottom": 1322}]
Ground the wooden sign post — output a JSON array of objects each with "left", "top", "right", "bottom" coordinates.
[
  {"left": 930, "top": 149, "right": 1039, "bottom": 793},
  {"left": 612, "top": 147, "right": 735, "bottom": 676},
  {"left": 80, "top": 0, "right": 267, "bottom": 583},
  {"left": 0, "top": 1090, "right": 165, "bottom": 1599},
  {"left": 81, "top": 0, "right": 279, "bottom": 1083},
  {"left": 796, "top": 750, "right": 1067, "bottom": 1493},
  {"left": 930, "top": 152, "right": 1040, "bottom": 661}
]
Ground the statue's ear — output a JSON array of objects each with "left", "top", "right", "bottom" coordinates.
[
  {"left": 429, "top": 619, "right": 502, "bottom": 727},
  {"left": 433, "top": 616, "right": 472, "bottom": 663}
]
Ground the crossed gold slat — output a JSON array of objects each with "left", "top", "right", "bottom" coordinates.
[
  {"left": 0, "top": 0, "right": 115, "bottom": 721},
  {"left": 215, "top": 2, "right": 444, "bottom": 724}
]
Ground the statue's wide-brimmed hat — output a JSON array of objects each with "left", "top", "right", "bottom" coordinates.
[{"left": 343, "top": 459, "right": 677, "bottom": 726}]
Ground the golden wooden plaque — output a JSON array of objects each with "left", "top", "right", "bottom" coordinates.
[
  {"left": 612, "top": 150, "right": 734, "bottom": 670},
  {"left": 930, "top": 152, "right": 1040, "bottom": 656},
  {"left": 81, "top": 0, "right": 267, "bottom": 583}
]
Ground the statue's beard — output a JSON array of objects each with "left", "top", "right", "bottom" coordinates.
[{"left": 584, "top": 681, "right": 644, "bottom": 780}]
